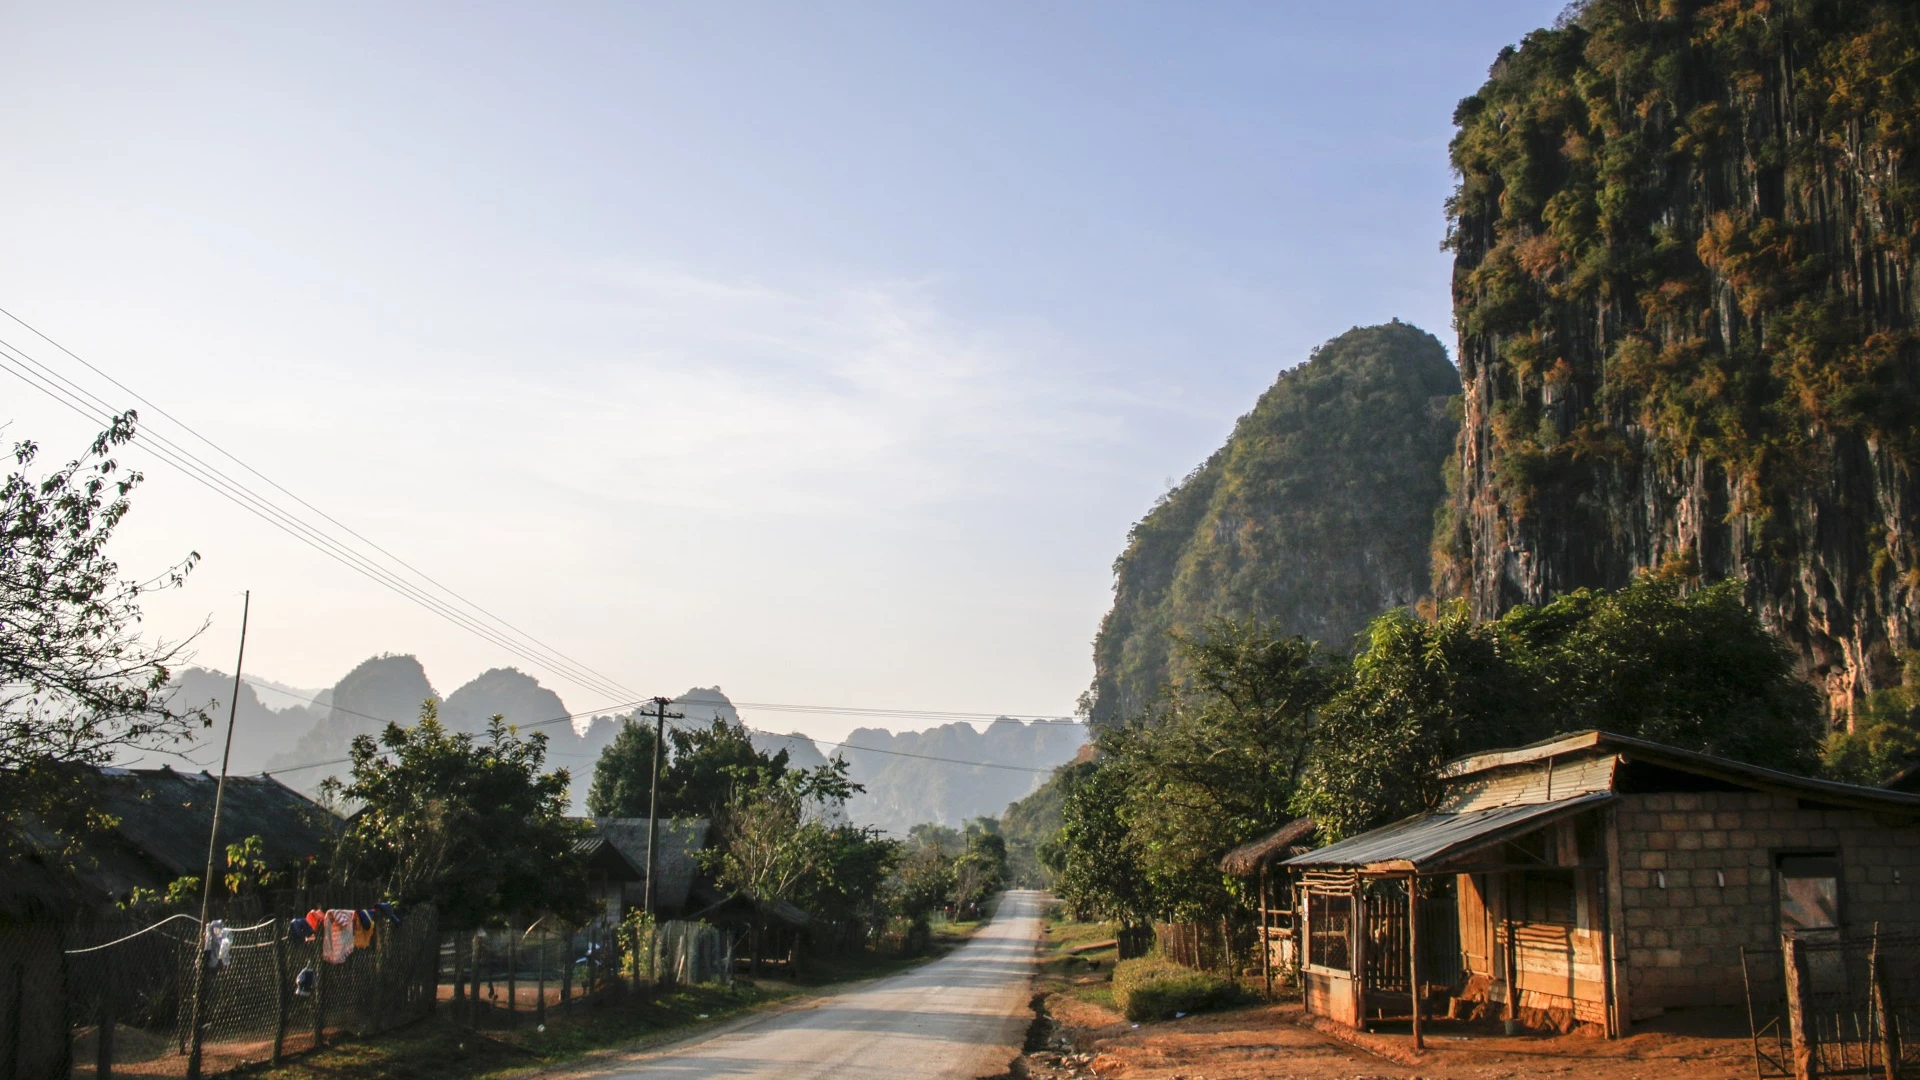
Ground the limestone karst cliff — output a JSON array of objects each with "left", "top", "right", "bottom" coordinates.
[
  {"left": 1086, "top": 321, "right": 1460, "bottom": 727},
  {"left": 1438, "top": 0, "right": 1920, "bottom": 722}
]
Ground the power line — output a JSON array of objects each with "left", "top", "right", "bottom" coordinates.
[
  {"left": 0, "top": 345, "right": 631, "bottom": 703},
  {"left": 0, "top": 328, "right": 639, "bottom": 703}
]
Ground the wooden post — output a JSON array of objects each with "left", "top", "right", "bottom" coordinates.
[
  {"left": 1352, "top": 882, "right": 1369, "bottom": 1024},
  {"left": 1503, "top": 880, "right": 1519, "bottom": 1034},
  {"left": 271, "top": 913, "right": 288, "bottom": 1064},
  {"left": 312, "top": 955, "right": 326, "bottom": 1051},
  {"left": 1259, "top": 865, "right": 1273, "bottom": 1002},
  {"left": 451, "top": 934, "right": 465, "bottom": 1022},
  {"left": 470, "top": 933, "right": 484, "bottom": 1025},
  {"left": 1784, "top": 934, "right": 1816, "bottom": 1080},
  {"left": 1602, "top": 806, "right": 1631, "bottom": 1037},
  {"left": 537, "top": 927, "right": 548, "bottom": 1028},
  {"left": 1871, "top": 929, "right": 1898, "bottom": 1080},
  {"left": 1408, "top": 876, "right": 1424, "bottom": 1050},
  {"left": 506, "top": 930, "right": 518, "bottom": 1028},
  {"left": 97, "top": 977, "right": 115, "bottom": 1080},
  {"left": 560, "top": 930, "right": 573, "bottom": 1012}
]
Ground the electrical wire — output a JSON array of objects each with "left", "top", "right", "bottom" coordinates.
[
  {"left": 1, "top": 309, "right": 1081, "bottom": 782},
  {"left": 0, "top": 334, "right": 637, "bottom": 703}
]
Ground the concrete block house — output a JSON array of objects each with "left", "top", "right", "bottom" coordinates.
[{"left": 1281, "top": 731, "right": 1920, "bottom": 1037}]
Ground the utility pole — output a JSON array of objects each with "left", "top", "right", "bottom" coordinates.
[
  {"left": 642, "top": 696, "right": 683, "bottom": 915},
  {"left": 186, "top": 591, "right": 250, "bottom": 1080}
]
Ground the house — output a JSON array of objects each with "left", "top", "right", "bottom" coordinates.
[
  {"left": 21, "top": 765, "right": 341, "bottom": 910},
  {"left": 1281, "top": 730, "right": 1920, "bottom": 1039},
  {"left": 571, "top": 835, "right": 645, "bottom": 922},
  {"left": 584, "top": 818, "right": 710, "bottom": 918}
]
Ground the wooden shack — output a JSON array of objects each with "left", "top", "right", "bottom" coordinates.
[{"left": 1282, "top": 730, "right": 1920, "bottom": 1040}]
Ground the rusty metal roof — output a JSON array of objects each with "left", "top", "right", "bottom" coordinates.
[{"left": 1279, "top": 792, "right": 1612, "bottom": 874}]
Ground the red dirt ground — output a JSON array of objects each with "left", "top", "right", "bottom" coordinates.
[{"left": 1025, "top": 994, "right": 1757, "bottom": 1080}]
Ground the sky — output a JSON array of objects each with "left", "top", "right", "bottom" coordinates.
[{"left": 0, "top": 2, "right": 1565, "bottom": 745}]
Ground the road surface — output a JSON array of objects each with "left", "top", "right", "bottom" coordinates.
[{"left": 598, "top": 889, "right": 1042, "bottom": 1080}]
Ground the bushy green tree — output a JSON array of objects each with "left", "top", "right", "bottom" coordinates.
[
  {"left": 585, "top": 716, "right": 660, "bottom": 818},
  {"left": 328, "top": 701, "right": 589, "bottom": 928},
  {"left": 1295, "top": 575, "right": 1822, "bottom": 840},
  {"left": 1049, "top": 758, "right": 1154, "bottom": 927},
  {"left": 1100, "top": 619, "right": 1341, "bottom": 917}
]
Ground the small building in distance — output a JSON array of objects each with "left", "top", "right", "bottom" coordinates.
[
  {"left": 1282, "top": 730, "right": 1920, "bottom": 1038},
  {"left": 584, "top": 818, "right": 710, "bottom": 919}
]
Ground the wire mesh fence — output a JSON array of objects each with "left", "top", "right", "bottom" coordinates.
[
  {"left": 1743, "top": 928, "right": 1920, "bottom": 1080},
  {"left": 0, "top": 902, "right": 743, "bottom": 1078},
  {"left": 0, "top": 895, "right": 439, "bottom": 1080}
]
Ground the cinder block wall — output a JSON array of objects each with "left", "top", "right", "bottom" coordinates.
[{"left": 1614, "top": 792, "right": 1920, "bottom": 1010}]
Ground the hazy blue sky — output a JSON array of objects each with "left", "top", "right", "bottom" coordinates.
[{"left": 1, "top": 2, "right": 1563, "bottom": 743}]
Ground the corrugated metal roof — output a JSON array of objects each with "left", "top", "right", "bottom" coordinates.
[{"left": 1279, "top": 792, "right": 1612, "bottom": 873}]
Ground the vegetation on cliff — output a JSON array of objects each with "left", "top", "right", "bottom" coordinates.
[
  {"left": 1441, "top": 0, "right": 1920, "bottom": 719},
  {"left": 1086, "top": 321, "right": 1459, "bottom": 728}
]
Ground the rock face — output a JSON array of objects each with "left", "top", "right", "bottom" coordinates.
[
  {"left": 1086, "top": 321, "right": 1460, "bottom": 727},
  {"left": 1440, "top": 1, "right": 1920, "bottom": 722},
  {"left": 441, "top": 667, "right": 568, "bottom": 734},
  {"left": 264, "top": 654, "right": 438, "bottom": 779}
]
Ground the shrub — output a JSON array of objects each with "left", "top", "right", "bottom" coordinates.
[{"left": 1110, "top": 956, "right": 1243, "bottom": 1022}]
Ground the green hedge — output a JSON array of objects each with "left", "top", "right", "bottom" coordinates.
[{"left": 1110, "top": 957, "right": 1243, "bottom": 1022}]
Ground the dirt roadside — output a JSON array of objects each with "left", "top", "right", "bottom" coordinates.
[{"left": 1018, "top": 990, "right": 1758, "bottom": 1080}]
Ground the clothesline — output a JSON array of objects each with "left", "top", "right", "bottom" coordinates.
[{"left": 62, "top": 913, "right": 276, "bottom": 955}]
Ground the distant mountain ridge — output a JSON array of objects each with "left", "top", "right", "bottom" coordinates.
[{"left": 190, "top": 662, "right": 1083, "bottom": 827}]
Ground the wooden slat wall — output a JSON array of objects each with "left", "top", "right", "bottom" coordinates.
[{"left": 1438, "top": 752, "right": 1620, "bottom": 813}]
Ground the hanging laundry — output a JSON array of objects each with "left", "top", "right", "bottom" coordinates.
[
  {"left": 305, "top": 909, "right": 325, "bottom": 932},
  {"left": 288, "top": 917, "right": 315, "bottom": 945},
  {"left": 294, "top": 965, "right": 316, "bottom": 997},
  {"left": 204, "top": 920, "right": 232, "bottom": 970},
  {"left": 352, "top": 909, "right": 375, "bottom": 950},
  {"left": 374, "top": 900, "right": 402, "bottom": 925},
  {"left": 321, "top": 909, "right": 355, "bottom": 963}
]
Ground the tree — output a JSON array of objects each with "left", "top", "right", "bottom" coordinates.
[
  {"left": 705, "top": 760, "right": 859, "bottom": 970},
  {"left": 2, "top": 414, "right": 207, "bottom": 851},
  {"left": 1101, "top": 619, "right": 1341, "bottom": 917},
  {"left": 587, "top": 716, "right": 792, "bottom": 830},
  {"left": 328, "top": 700, "right": 589, "bottom": 929},
  {"left": 950, "top": 818, "right": 1007, "bottom": 918},
  {"left": 1050, "top": 758, "right": 1155, "bottom": 927},
  {"left": 1295, "top": 575, "right": 1822, "bottom": 841},
  {"left": 1292, "top": 604, "right": 1531, "bottom": 840},
  {"left": 794, "top": 824, "right": 899, "bottom": 949},
  {"left": 585, "top": 716, "right": 660, "bottom": 818}
]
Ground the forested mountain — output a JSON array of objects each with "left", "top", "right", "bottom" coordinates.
[
  {"left": 1085, "top": 321, "right": 1460, "bottom": 727},
  {"left": 1438, "top": 0, "right": 1920, "bottom": 724}
]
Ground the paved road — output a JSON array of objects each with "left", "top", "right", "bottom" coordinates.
[{"left": 599, "top": 889, "right": 1042, "bottom": 1080}]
